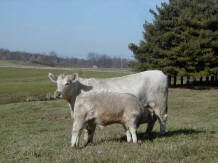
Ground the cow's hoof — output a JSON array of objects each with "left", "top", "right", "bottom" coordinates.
[{"left": 160, "top": 130, "right": 168, "bottom": 136}]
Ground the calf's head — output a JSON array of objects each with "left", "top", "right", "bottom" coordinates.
[{"left": 48, "top": 73, "right": 78, "bottom": 99}]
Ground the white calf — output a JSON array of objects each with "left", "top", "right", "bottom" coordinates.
[{"left": 71, "top": 91, "right": 149, "bottom": 147}]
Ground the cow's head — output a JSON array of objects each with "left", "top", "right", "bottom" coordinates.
[{"left": 48, "top": 73, "right": 78, "bottom": 99}]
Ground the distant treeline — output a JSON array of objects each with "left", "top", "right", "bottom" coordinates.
[{"left": 0, "top": 49, "right": 130, "bottom": 68}]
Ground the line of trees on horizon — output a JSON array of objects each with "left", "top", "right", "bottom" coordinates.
[{"left": 0, "top": 49, "right": 130, "bottom": 69}]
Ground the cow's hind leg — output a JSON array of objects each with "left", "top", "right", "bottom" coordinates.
[
  {"left": 145, "top": 115, "right": 157, "bottom": 138},
  {"left": 154, "top": 107, "right": 168, "bottom": 135},
  {"left": 158, "top": 114, "right": 167, "bottom": 135},
  {"left": 146, "top": 104, "right": 167, "bottom": 137},
  {"left": 153, "top": 108, "right": 168, "bottom": 135}
]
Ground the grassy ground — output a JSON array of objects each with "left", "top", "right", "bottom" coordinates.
[
  {"left": 0, "top": 67, "right": 218, "bottom": 162},
  {"left": 0, "top": 67, "right": 131, "bottom": 104}
]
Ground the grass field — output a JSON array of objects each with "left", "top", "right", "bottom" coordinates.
[
  {"left": 0, "top": 67, "right": 131, "bottom": 104},
  {"left": 0, "top": 67, "right": 218, "bottom": 162}
]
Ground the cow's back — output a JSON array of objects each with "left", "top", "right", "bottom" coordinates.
[
  {"left": 81, "top": 70, "right": 168, "bottom": 106},
  {"left": 138, "top": 70, "right": 168, "bottom": 104}
]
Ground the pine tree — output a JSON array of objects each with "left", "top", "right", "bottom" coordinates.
[{"left": 129, "top": 0, "right": 218, "bottom": 79}]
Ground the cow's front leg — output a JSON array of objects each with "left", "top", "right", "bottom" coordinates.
[{"left": 71, "top": 121, "right": 83, "bottom": 148}]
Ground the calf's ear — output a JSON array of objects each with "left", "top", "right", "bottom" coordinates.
[
  {"left": 72, "top": 73, "right": 79, "bottom": 81},
  {"left": 48, "top": 73, "right": 57, "bottom": 83}
]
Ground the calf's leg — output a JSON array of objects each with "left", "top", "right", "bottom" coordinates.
[
  {"left": 126, "top": 130, "right": 132, "bottom": 142},
  {"left": 71, "top": 120, "right": 83, "bottom": 148},
  {"left": 129, "top": 127, "right": 137, "bottom": 143},
  {"left": 127, "top": 121, "right": 137, "bottom": 143},
  {"left": 123, "top": 125, "right": 132, "bottom": 142}
]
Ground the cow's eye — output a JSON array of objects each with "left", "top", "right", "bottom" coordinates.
[{"left": 65, "top": 83, "right": 70, "bottom": 86}]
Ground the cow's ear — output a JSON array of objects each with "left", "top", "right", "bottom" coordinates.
[
  {"left": 72, "top": 73, "right": 79, "bottom": 81},
  {"left": 48, "top": 73, "right": 57, "bottom": 83}
]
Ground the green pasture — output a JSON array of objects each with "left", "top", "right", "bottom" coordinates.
[
  {"left": 0, "top": 67, "right": 131, "bottom": 104},
  {"left": 0, "top": 67, "right": 217, "bottom": 162}
]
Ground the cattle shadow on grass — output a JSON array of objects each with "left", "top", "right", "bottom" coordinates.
[
  {"left": 140, "top": 128, "right": 206, "bottom": 141},
  {"left": 92, "top": 128, "right": 206, "bottom": 145}
]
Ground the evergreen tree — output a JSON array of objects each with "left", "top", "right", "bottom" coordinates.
[{"left": 129, "top": 0, "right": 218, "bottom": 78}]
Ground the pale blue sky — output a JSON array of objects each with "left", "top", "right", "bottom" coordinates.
[{"left": 0, "top": 0, "right": 168, "bottom": 59}]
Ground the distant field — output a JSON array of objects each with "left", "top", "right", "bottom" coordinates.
[
  {"left": 0, "top": 66, "right": 218, "bottom": 162},
  {"left": 0, "top": 67, "right": 131, "bottom": 104}
]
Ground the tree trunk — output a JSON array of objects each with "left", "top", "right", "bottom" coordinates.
[
  {"left": 206, "top": 76, "right": 209, "bottom": 84},
  {"left": 187, "top": 76, "right": 190, "bottom": 85},
  {"left": 193, "top": 77, "right": 197, "bottom": 85},
  {"left": 181, "top": 76, "right": 183, "bottom": 86},
  {"left": 168, "top": 76, "right": 171, "bottom": 87},
  {"left": 211, "top": 76, "right": 214, "bottom": 82},
  {"left": 211, "top": 76, "right": 215, "bottom": 85},
  {"left": 200, "top": 77, "right": 203, "bottom": 83},
  {"left": 174, "top": 76, "right": 177, "bottom": 86}
]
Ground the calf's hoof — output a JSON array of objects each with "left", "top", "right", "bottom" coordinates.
[{"left": 71, "top": 144, "right": 78, "bottom": 148}]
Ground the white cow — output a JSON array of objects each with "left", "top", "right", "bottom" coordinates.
[{"left": 48, "top": 70, "right": 168, "bottom": 136}]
